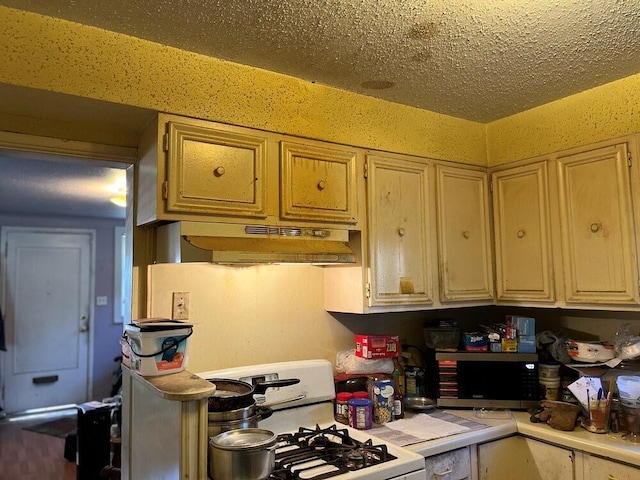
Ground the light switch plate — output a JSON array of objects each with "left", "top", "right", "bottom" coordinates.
[
  {"left": 96, "top": 296, "right": 108, "bottom": 306},
  {"left": 172, "top": 292, "right": 189, "bottom": 320}
]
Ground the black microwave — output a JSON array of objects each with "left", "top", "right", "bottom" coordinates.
[{"left": 436, "top": 352, "right": 539, "bottom": 409}]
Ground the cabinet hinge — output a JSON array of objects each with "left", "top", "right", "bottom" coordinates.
[
  {"left": 162, "top": 181, "right": 168, "bottom": 200},
  {"left": 163, "top": 132, "right": 169, "bottom": 152},
  {"left": 628, "top": 152, "right": 632, "bottom": 168},
  {"left": 364, "top": 161, "right": 369, "bottom": 179},
  {"left": 365, "top": 282, "right": 371, "bottom": 299}
]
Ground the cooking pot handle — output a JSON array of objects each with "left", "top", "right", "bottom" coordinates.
[
  {"left": 256, "top": 406, "right": 273, "bottom": 421},
  {"left": 253, "top": 378, "right": 300, "bottom": 395}
]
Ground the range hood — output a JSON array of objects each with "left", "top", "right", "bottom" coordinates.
[{"left": 156, "top": 221, "right": 356, "bottom": 264}]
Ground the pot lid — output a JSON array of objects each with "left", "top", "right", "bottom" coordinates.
[{"left": 210, "top": 428, "right": 277, "bottom": 450}]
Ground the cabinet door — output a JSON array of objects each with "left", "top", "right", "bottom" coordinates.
[
  {"left": 424, "top": 447, "right": 471, "bottom": 480},
  {"left": 585, "top": 455, "right": 639, "bottom": 480},
  {"left": 557, "top": 143, "right": 638, "bottom": 304},
  {"left": 280, "top": 141, "right": 358, "bottom": 224},
  {"left": 435, "top": 165, "right": 494, "bottom": 302},
  {"left": 492, "top": 161, "right": 554, "bottom": 302},
  {"left": 367, "top": 154, "right": 433, "bottom": 306},
  {"left": 477, "top": 436, "right": 574, "bottom": 480},
  {"left": 165, "top": 121, "right": 268, "bottom": 218}
]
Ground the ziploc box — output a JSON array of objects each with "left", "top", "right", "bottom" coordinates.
[
  {"left": 355, "top": 335, "right": 399, "bottom": 359},
  {"left": 124, "top": 320, "right": 193, "bottom": 376}
]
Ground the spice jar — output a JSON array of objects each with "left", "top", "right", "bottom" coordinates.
[
  {"left": 348, "top": 398, "right": 372, "bottom": 430},
  {"left": 335, "top": 392, "right": 353, "bottom": 424}
]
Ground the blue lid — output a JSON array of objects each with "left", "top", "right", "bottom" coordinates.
[{"left": 347, "top": 398, "right": 371, "bottom": 406}]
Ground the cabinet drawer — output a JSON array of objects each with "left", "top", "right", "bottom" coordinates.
[
  {"left": 280, "top": 141, "right": 358, "bottom": 224},
  {"left": 586, "top": 455, "right": 639, "bottom": 480},
  {"left": 166, "top": 121, "right": 268, "bottom": 218},
  {"left": 424, "top": 447, "right": 470, "bottom": 480}
]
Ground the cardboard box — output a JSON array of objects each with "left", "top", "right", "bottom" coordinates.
[
  {"left": 507, "top": 315, "right": 536, "bottom": 336},
  {"left": 518, "top": 335, "right": 536, "bottom": 353},
  {"left": 501, "top": 338, "right": 518, "bottom": 352},
  {"left": 355, "top": 335, "right": 399, "bottom": 358}
]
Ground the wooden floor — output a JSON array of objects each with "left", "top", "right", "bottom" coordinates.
[{"left": 0, "top": 410, "right": 76, "bottom": 480}]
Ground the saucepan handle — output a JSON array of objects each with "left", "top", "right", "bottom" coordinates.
[{"left": 253, "top": 378, "right": 300, "bottom": 395}]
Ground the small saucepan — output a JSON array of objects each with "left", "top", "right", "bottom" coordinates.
[
  {"left": 209, "top": 428, "right": 277, "bottom": 480},
  {"left": 207, "top": 378, "right": 300, "bottom": 412}
]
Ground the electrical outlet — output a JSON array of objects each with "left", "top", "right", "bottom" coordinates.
[{"left": 172, "top": 292, "right": 190, "bottom": 320}]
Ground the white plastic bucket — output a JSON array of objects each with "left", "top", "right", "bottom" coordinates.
[
  {"left": 124, "top": 323, "right": 192, "bottom": 376},
  {"left": 538, "top": 363, "right": 560, "bottom": 380},
  {"left": 617, "top": 375, "right": 640, "bottom": 408},
  {"left": 539, "top": 377, "right": 561, "bottom": 401}
]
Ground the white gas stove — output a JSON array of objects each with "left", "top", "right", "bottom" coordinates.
[{"left": 198, "top": 359, "right": 426, "bottom": 480}]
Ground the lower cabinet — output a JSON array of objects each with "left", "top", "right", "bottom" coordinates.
[
  {"left": 424, "top": 447, "right": 471, "bottom": 480},
  {"left": 583, "top": 455, "right": 640, "bottom": 480},
  {"left": 477, "top": 436, "right": 574, "bottom": 480}
]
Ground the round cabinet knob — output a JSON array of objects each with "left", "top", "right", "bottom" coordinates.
[
  {"left": 462, "top": 230, "right": 470, "bottom": 239},
  {"left": 590, "top": 223, "right": 600, "bottom": 233},
  {"left": 317, "top": 180, "right": 326, "bottom": 190},
  {"left": 398, "top": 227, "right": 406, "bottom": 237},
  {"left": 214, "top": 166, "right": 226, "bottom": 177},
  {"left": 517, "top": 230, "right": 526, "bottom": 239}
]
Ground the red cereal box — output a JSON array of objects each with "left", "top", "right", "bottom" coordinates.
[{"left": 355, "top": 335, "right": 399, "bottom": 359}]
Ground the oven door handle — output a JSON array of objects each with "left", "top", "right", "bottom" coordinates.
[{"left": 260, "top": 393, "right": 307, "bottom": 408}]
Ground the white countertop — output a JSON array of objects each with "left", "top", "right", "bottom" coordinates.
[{"left": 404, "top": 409, "right": 640, "bottom": 467}]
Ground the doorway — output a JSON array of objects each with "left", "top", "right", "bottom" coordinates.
[
  {"left": 1, "top": 228, "right": 93, "bottom": 413},
  {"left": 0, "top": 132, "right": 136, "bottom": 415}
]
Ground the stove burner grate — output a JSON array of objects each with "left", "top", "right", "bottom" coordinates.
[{"left": 268, "top": 424, "right": 396, "bottom": 479}]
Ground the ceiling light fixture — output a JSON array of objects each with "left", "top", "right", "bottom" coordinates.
[{"left": 110, "top": 195, "right": 127, "bottom": 207}]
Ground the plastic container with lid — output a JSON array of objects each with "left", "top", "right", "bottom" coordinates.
[
  {"left": 538, "top": 363, "right": 560, "bottom": 380},
  {"left": 335, "top": 392, "right": 353, "bottom": 424},
  {"left": 348, "top": 398, "right": 372, "bottom": 430},
  {"left": 539, "top": 377, "right": 561, "bottom": 401}
]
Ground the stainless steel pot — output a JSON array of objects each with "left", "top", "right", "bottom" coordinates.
[
  {"left": 207, "top": 407, "right": 273, "bottom": 437},
  {"left": 209, "top": 428, "right": 277, "bottom": 480}
]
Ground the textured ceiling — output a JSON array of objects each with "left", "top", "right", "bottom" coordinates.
[
  {"left": 2, "top": 0, "right": 640, "bottom": 123},
  {"left": 2, "top": 0, "right": 640, "bottom": 219}
]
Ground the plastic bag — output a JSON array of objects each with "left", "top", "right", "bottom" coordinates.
[
  {"left": 615, "top": 323, "right": 640, "bottom": 360},
  {"left": 335, "top": 349, "right": 394, "bottom": 374}
]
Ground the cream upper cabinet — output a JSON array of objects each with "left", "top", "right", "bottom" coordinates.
[
  {"left": 435, "top": 164, "right": 494, "bottom": 302},
  {"left": 556, "top": 143, "right": 639, "bottom": 305},
  {"left": 491, "top": 161, "right": 554, "bottom": 303},
  {"left": 280, "top": 141, "right": 358, "bottom": 225},
  {"left": 137, "top": 113, "right": 361, "bottom": 228},
  {"left": 366, "top": 154, "right": 433, "bottom": 307}
]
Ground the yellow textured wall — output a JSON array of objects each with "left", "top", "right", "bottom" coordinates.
[
  {"left": 487, "top": 74, "right": 640, "bottom": 166},
  {"left": 0, "top": 7, "right": 486, "bottom": 165}
]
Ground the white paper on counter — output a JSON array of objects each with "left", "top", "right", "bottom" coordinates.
[{"left": 368, "top": 412, "right": 487, "bottom": 447}]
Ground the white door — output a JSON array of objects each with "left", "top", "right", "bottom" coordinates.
[{"left": 1, "top": 228, "right": 93, "bottom": 413}]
